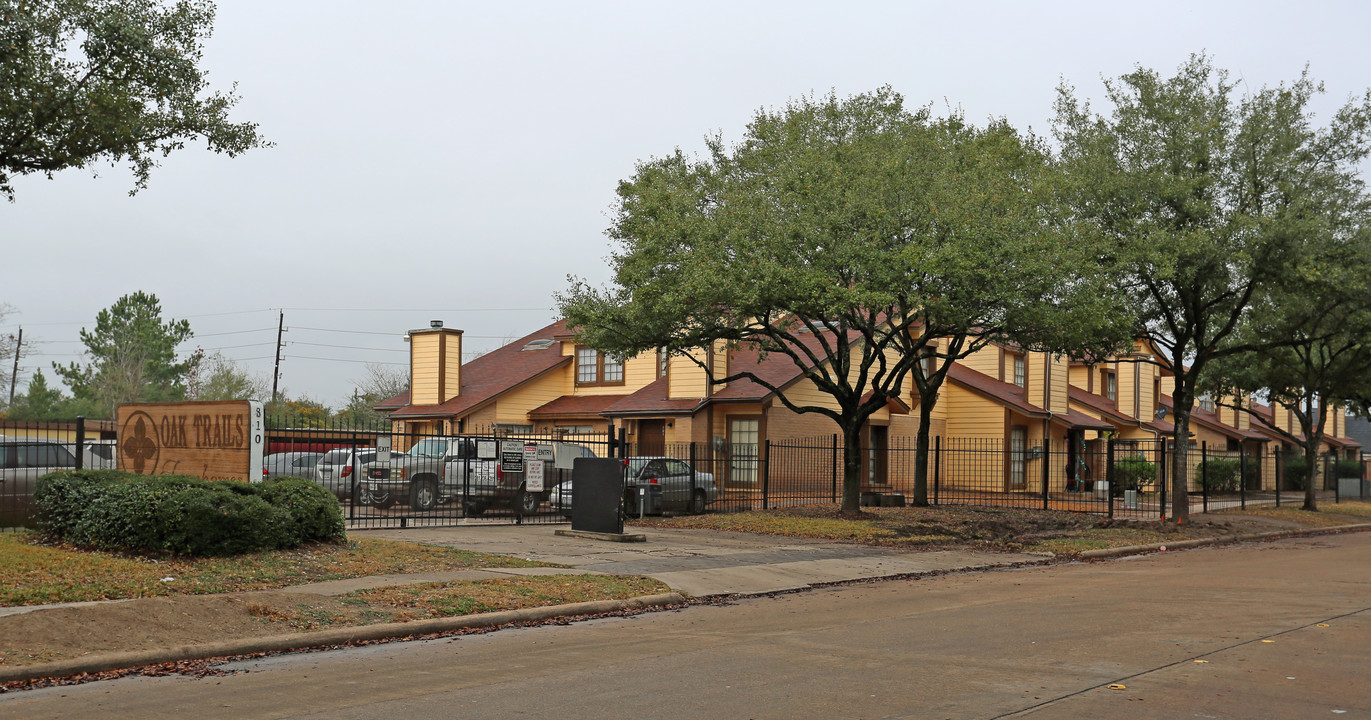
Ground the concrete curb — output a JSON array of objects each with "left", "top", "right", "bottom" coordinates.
[
  {"left": 1079, "top": 522, "right": 1371, "bottom": 559},
  {"left": 0, "top": 592, "right": 684, "bottom": 685}
]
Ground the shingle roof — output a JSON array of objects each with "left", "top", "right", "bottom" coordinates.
[
  {"left": 602, "top": 378, "right": 703, "bottom": 416},
  {"left": 946, "top": 365, "right": 1108, "bottom": 429},
  {"left": 390, "top": 320, "right": 572, "bottom": 419},
  {"left": 1067, "top": 387, "right": 1136, "bottom": 426},
  {"left": 529, "top": 394, "right": 633, "bottom": 418},
  {"left": 1159, "top": 396, "right": 1267, "bottom": 442}
]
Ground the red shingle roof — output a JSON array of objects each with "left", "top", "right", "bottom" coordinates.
[
  {"left": 603, "top": 378, "right": 703, "bottom": 416},
  {"left": 529, "top": 394, "right": 631, "bottom": 418}
]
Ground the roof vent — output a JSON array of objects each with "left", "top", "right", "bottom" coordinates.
[
  {"left": 430, "top": 320, "right": 444, "bottom": 328},
  {"left": 522, "top": 338, "right": 554, "bottom": 351}
]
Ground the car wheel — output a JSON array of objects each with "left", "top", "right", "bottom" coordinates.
[
  {"left": 689, "top": 489, "right": 708, "bottom": 515},
  {"left": 464, "top": 502, "right": 486, "bottom": 517},
  {"left": 373, "top": 491, "right": 397, "bottom": 509},
  {"left": 516, "top": 488, "right": 542, "bottom": 515},
  {"left": 410, "top": 479, "right": 438, "bottom": 511}
]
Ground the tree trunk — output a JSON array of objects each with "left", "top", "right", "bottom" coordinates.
[
  {"left": 1303, "top": 440, "right": 1321, "bottom": 512},
  {"left": 840, "top": 422, "right": 864, "bottom": 516},
  {"left": 1170, "top": 409, "right": 1191, "bottom": 522},
  {"left": 911, "top": 393, "right": 934, "bottom": 507}
]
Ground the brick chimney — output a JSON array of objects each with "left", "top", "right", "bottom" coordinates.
[{"left": 406, "top": 321, "right": 463, "bottom": 404}]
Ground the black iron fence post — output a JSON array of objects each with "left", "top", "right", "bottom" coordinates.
[
  {"left": 1106, "top": 438, "right": 1115, "bottom": 519},
  {"left": 1275, "top": 447, "right": 1282, "bottom": 507},
  {"left": 1239, "top": 446, "right": 1247, "bottom": 510},
  {"left": 761, "top": 439, "right": 771, "bottom": 510},
  {"left": 1042, "top": 437, "right": 1050, "bottom": 511},
  {"left": 830, "top": 434, "right": 838, "bottom": 503},
  {"left": 933, "top": 435, "right": 942, "bottom": 506},
  {"left": 74, "top": 416, "right": 86, "bottom": 471},
  {"left": 689, "top": 440, "right": 698, "bottom": 509},
  {"left": 348, "top": 431, "right": 359, "bottom": 522},
  {"left": 1159, "top": 439, "right": 1168, "bottom": 521},
  {"left": 1201, "top": 441, "right": 1208, "bottom": 513}
]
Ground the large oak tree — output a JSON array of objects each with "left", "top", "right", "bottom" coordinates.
[
  {"left": 561, "top": 88, "right": 1124, "bottom": 514},
  {"left": 1054, "top": 55, "right": 1371, "bottom": 522}
]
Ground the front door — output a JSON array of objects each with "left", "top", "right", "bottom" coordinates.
[
  {"left": 1009, "top": 426, "right": 1027, "bottom": 490},
  {"left": 637, "top": 419, "right": 666, "bottom": 456},
  {"left": 867, "top": 425, "right": 888, "bottom": 487}
]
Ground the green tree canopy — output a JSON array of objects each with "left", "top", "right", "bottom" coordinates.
[
  {"left": 54, "top": 291, "right": 199, "bottom": 416},
  {"left": 1054, "top": 54, "right": 1371, "bottom": 521},
  {"left": 561, "top": 88, "right": 1126, "bottom": 514},
  {"left": 0, "top": 0, "right": 269, "bottom": 200},
  {"left": 1205, "top": 224, "right": 1371, "bottom": 510}
]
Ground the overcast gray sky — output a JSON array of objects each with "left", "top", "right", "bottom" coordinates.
[{"left": 4, "top": 0, "right": 1370, "bottom": 408}]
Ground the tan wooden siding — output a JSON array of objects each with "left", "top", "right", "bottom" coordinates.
[
  {"left": 960, "top": 344, "right": 1001, "bottom": 378},
  {"left": 943, "top": 385, "right": 1008, "bottom": 438},
  {"left": 410, "top": 335, "right": 440, "bottom": 405},
  {"left": 494, "top": 373, "right": 568, "bottom": 425},
  {"left": 669, "top": 350, "right": 710, "bottom": 398}
]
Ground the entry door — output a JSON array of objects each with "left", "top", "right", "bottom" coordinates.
[
  {"left": 1009, "top": 427, "right": 1027, "bottom": 490},
  {"left": 638, "top": 419, "right": 666, "bottom": 456},
  {"left": 867, "top": 425, "right": 888, "bottom": 486},
  {"left": 728, "top": 418, "right": 759, "bottom": 486}
]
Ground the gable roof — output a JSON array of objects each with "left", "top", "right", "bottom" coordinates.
[
  {"left": 1158, "top": 396, "right": 1267, "bottom": 442},
  {"left": 390, "top": 320, "right": 572, "bottom": 420},
  {"left": 948, "top": 365, "right": 1111, "bottom": 430}
]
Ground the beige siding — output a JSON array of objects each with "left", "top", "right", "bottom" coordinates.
[
  {"left": 943, "top": 385, "right": 1006, "bottom": 438},
  {"left": 961, "top": 345, "right": 1001, "bottom": 378},
  {"left": 1068, "top": 365, "right": 1091, "bottom": 391},
  {"left": 669, "top": 350, "right": 710, "bottom": 399},
  {"left": 443, "top": 334, "right": 462, "bottom": 402},
  {"left": 410, "top": 334, "right": 440, "bottom": 405},
  {"left": 494, "top": 373, "right": 568, "bottom": 425},
  {"left": 1049, "top": 356, "right": 1069, "bottom": 414}
]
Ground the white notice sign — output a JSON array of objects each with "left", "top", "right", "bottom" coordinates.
[{"left": 526, "top": 458, "right": 544, "bottom": 492}]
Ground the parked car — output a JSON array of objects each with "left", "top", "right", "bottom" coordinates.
[
  {"left": 551, "top": 456, "right": 717, "bottom": 519},
  {"left": 1, "top": 436, "right": 79, "bottom": 527},
  {"left": 314, "top": 448, "right": 377, "bottom": 502},
  {"left": 262, "top": 451, "right": 324, "bottom": 481}
]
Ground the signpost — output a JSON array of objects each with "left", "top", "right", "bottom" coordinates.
[
  {"left": 116, "top": 400, "right": 265, "bottom": 482},
  {"left": 500, "top": 440, "right": 524, "bottom": 474}
]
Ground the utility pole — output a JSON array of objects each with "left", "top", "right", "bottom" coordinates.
[
  {"left": 271, "top": 311, "right": 284, "bottom": 404},
  {"left": 8, "top": 327, "right": 20, "bottom": 406}
]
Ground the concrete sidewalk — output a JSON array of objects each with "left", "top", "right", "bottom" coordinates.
[{"left": 352, "top": 524, "right": 1046, "bottom": 596}]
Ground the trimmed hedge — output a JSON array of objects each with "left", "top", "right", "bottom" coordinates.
[
  {"left": 1111, "top": 455, "right": 1156, "bottom": 496},
  {"left": 1197, "top": 457, "right": 1261, "bottom": 493},
  {"left": 34, "top": 470, "right": 345, "bottom": 556}
]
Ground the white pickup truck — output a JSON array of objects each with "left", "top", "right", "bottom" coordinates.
[{"left": 363, "top": 437, "right": 596, "bottom": 515}]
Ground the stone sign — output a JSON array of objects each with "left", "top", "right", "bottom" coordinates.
[{"left": 116, "top": 400, "right": 265, "bottom": 482}]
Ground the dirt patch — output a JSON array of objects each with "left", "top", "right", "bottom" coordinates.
[{"left": 0, "top": 590, "right": 350, "bottom": 667}]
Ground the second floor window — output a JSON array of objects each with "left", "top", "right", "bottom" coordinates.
[
  {"left": 1199, "top": 394, "right": 1215, "bottom": 413},
  {"left": 1012, "top": 354, "right": 1026, "bottom": 388},
  {"left": 576, "top": 347, "right": 625, "bottom": 386},
  {"left": 1105, "top": 371, "right": 1117, "bottom": 402}
]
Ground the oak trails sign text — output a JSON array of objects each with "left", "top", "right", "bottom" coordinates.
[{"left": 117, "top": 401, "right": 265, "bottom": 482}]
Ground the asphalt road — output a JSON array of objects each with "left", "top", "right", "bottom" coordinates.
[{"left": 3, "top": 533, "right": 1368, "bottom": 720}]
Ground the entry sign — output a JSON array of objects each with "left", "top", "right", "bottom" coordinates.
[
  {"left": 526, "top": 456, "right": 545, "bottom": 492},
  {"left": 500, "top": 440, "right": 524, "bottom": 473}
]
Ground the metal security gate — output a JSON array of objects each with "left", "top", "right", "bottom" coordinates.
[{"left": 264, "top": 421, "right": 613, "bottom": 529}]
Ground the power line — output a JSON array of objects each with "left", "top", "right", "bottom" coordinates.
[
  {"left": 286, "top": 354, "right": 407, "bottom": 366},
  {"left": 290, "top": 341, "right": 406, "bottom": 353},
  {"left": 201, "top": 342, "right": 277, "bottom": 351},
  {"left": 195, "top": 327, "right": 276, "bottom": 337}
]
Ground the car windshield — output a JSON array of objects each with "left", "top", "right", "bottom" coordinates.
[
  {"left": 408, "top": 439, "right": 448, "bottom": 458},
  {"left": 626, "top": 458, "right": 652, "bottom": 476}
]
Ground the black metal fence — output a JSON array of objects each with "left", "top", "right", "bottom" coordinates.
[{"left": 3, "top": 417, "right": 1368, "bottom": 532}]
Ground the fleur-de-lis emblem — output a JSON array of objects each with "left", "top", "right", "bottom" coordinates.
[{"left": 121, "top": 415, "right": 159, "bottom": 473}]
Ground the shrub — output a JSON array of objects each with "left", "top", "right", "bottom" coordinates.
[
  {"left": 1197, "top": 457, "right": 1261, "bottom": 493},
  {"left": 1282, "top": 457, "right": 1311, "bottom": 491},
  {"left": 1335, "top": 458, "right": 1364, "bottom": 479},
  {"left": 1111, "top": 455, "right": 1156, "bottom": 496},
  {"left": 33, "top": 470, "right": 345, "bottom": 556}
]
